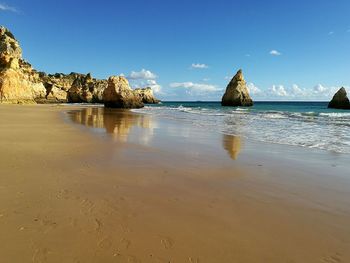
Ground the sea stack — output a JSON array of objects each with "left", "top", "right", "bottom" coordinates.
[
  {"left": 221, "top": 69, "right": 253, "bottom": 107},
  {"left": 328, "top": 87, "right": 350, "bottom": 109},
  {"left": 103, "top": 76, "right": 144, "bottom": 108}
]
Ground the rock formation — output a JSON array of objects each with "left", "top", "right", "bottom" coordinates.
[
  {"left": 103, "top": 76, "right": 144, "bottom": 108},
  {"left": 328, "top": 87, "right": 350, "bottom": 109},
  {"left": 134, "top": 87, "right": 160, "bottom": 104},
  {"left": 39, "top": 72, "right": 108, "bottom": 103},
  {"left": 221, "top": 69, "right": 253, "bottom": 107},
  {"left": 0, "top": 26, "right": 46, "bottom": 103},
  {"left": 0, "top": 26, "right": 159, "bottom": 107}
]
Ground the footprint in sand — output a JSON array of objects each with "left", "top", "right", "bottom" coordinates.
[
  {"left": 114, "top": 254, "right": 140, "bottom": 263},
  {"left": 126, "top": 255, "right": 140, "bottom": 263},
  {"left": 98, "top": 236, "right": 112, "bottom": 249},
  {"left": 119, "top": 238, "right": 131, "bottom": 250},
  {"left": 322, "top": 252, "right": 342, "bottom": 263},
  {"left": 160, "top": 236, "right": 174, "bottom": 249},
  {"left": 80, "top": 198, "right": 95, "bottom": 214},
  {"left": 56, "top": 189, "right": 71, "bottom": 200},
  {"left": 119, "top": 224, "right": 132, "bottom": 234},
  {"left": 94, "top": 218, "right": 102, "bottom": 232},
  {"left": 189, "top": 257, "right": 200, "bottom": 263},
  {"left": 32, "top": 247, "right": 50, "bottom": 263}
]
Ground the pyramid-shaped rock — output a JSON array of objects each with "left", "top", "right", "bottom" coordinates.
[
  {"left": 328, "top": 87, "right": 350, "bottom": 109},
  {"left": 221, "top": 69, "right": 253, "bottom": 107}
]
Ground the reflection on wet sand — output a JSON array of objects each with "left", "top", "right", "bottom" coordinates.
[
  {"left": 68, "top": 107, "right": 154, "bottom": 143},
  {"left": 70, "top": 108, "right": 242, "bottom": 159},
  {"left": 222, "top": 134, "right": 241, "bottom": 160}
]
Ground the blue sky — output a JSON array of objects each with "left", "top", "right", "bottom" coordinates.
[{"left": 1, "top": 0, "right": 350, "bottom": 101}]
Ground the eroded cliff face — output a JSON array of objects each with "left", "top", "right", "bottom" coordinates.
[
  {"left": 134, "top": 87, "right": 160, "bottom": 104},
  {"left": 103, "top": 76, "right": 144, "bottom": 108},
  {"left": 0, "top": 26, "right": 159, "bottom": 107},
  {"left": 0, "top": 26, "right": 46, "bottom": 103},
  {"left": 221, "top": 69, "right": 253, "bottom": 107}
]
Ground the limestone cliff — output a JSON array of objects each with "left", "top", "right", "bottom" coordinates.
[
  {"left": 134, "top": 87, "right": 160, "bottom": 104},
  {"left": 0, "top": 26, "right": 159, "bottom": 107},
  {"left": 0, "top": 26, "right": 46, "bottom": 103},
  {"left": 103, "top": 76, "right": 144, "bottom": 108},
  {"left": 221, "top": 69, "right": 253, "bottom": 107}
]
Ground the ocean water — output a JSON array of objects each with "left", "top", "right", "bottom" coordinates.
[{"left": 133, "top": 101, "right": 350, "bottom": 154}]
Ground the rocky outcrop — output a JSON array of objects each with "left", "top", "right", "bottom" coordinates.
[
  {"left": 328, "top": 87, "right": 350, "bottom": 109},
  {"left": 221, "top": 69, "right": 253, "bottom": 107},
  {"left": 39, "top": 72, "right": 108, "bottom": 103},
  {"left": 134, "top": 87, "right": 160, "bottom": 104},
  {"left": 0, "top": 26, "right": 22, "bottom": 67},
  {"left": 67, "top": 73, "right": 94, "bottom": 103},
  {"left": 103, "top": 76, "right": 144, "bottom": 108},
  {"left": 0, "top": 26, "right": 46, "bottom": 103},
  {"left": 0, "top": 26, "right": 159, "bottom": 107}
]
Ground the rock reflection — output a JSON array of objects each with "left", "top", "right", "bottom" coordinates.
[
  {"left": 68, "top": 107, "right": 154, "bottom": 143},
  {"left": 222, "top": 134, "right": 241, "bottom": 160}
]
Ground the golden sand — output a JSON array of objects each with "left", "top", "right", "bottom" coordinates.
[{"left": 0, "top": 104, "right": 350, "bottom": 262}]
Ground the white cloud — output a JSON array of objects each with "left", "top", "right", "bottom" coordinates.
[
  {"left": 146, "top": 79, "right": 162, "bottom": 94},
  {"left": 253, "top": 84, "right": 347, "bottom": 100},
  {"left": 290, "top": 84, "right": 306, "bottom": 97},
  {"left": 126, "top": 69, "right": 162, "bottom": 94},
  {"left": 191, "top": 63, "right": 209, "bottom": 69},
  {"left": 313, "top": 84, "right": 327, "bottom": 93},
  {"left": 168, "top": 81, "right": 222, "bottom": 99},
  {"left": 269, "top": 85, "right": 288, "bottom": 96},
  {"left": 247, "top": 83, "right": 262, "bottom": 95},
  {"left": 170, "top": 82, "right": 219, "bottom": 92},
  {"left": 311, "top": 84, "right": 340, "bottom": 97},
  {"left": 202, "top": 78, "right": 210, "bottom": 82},
  {"left": 0, "top": 3, "right": 17, "bottom": 12},
  {"left": 128, "top": 69, "right": 157, "bottom": 80},
  {"left": 270, "top": 50, "right": 282, "bottom": 56}
]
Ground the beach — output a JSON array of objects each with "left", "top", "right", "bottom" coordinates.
[{"left": 1, "top": 104, "right": 350, "bottom": 262}]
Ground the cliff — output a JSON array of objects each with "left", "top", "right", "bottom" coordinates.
[
  {"left": 0, "top": 26, "right": 159, "bottom": 107},
  {"left": 134, "top": 87, "right": 160, "bottom": 104},
  {"left": 0, "top": 26, "right": 46, "bottom": 103}
]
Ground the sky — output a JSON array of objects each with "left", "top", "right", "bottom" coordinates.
[{"left": 1, "top": 0, "right": 350, "bottom": 101}]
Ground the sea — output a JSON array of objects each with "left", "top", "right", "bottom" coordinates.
[{"left": 133, "top": 101, "right": 350, "bottom": 154}]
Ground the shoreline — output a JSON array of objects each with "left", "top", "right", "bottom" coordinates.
[
  {"left": 1, "top": 104, "right": 350, "bottom": 262},
  {"left": 66, "top": 103, "right": 350, "bottom": 165}
]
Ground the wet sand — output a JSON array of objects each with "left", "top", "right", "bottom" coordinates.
[{"left": 1, "top": 104, "right": 350, "bottom": 262}]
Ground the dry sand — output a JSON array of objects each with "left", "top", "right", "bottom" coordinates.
[{"left": 0, "top": 104, "right": 350, "bottom": 262}]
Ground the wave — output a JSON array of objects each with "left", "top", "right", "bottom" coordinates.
[
  {"left": 319, "top": 112, "right": 350, "bottom": 118},
  {"left": 133, "top": 104, "right": 350, "bottom": 154}
]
